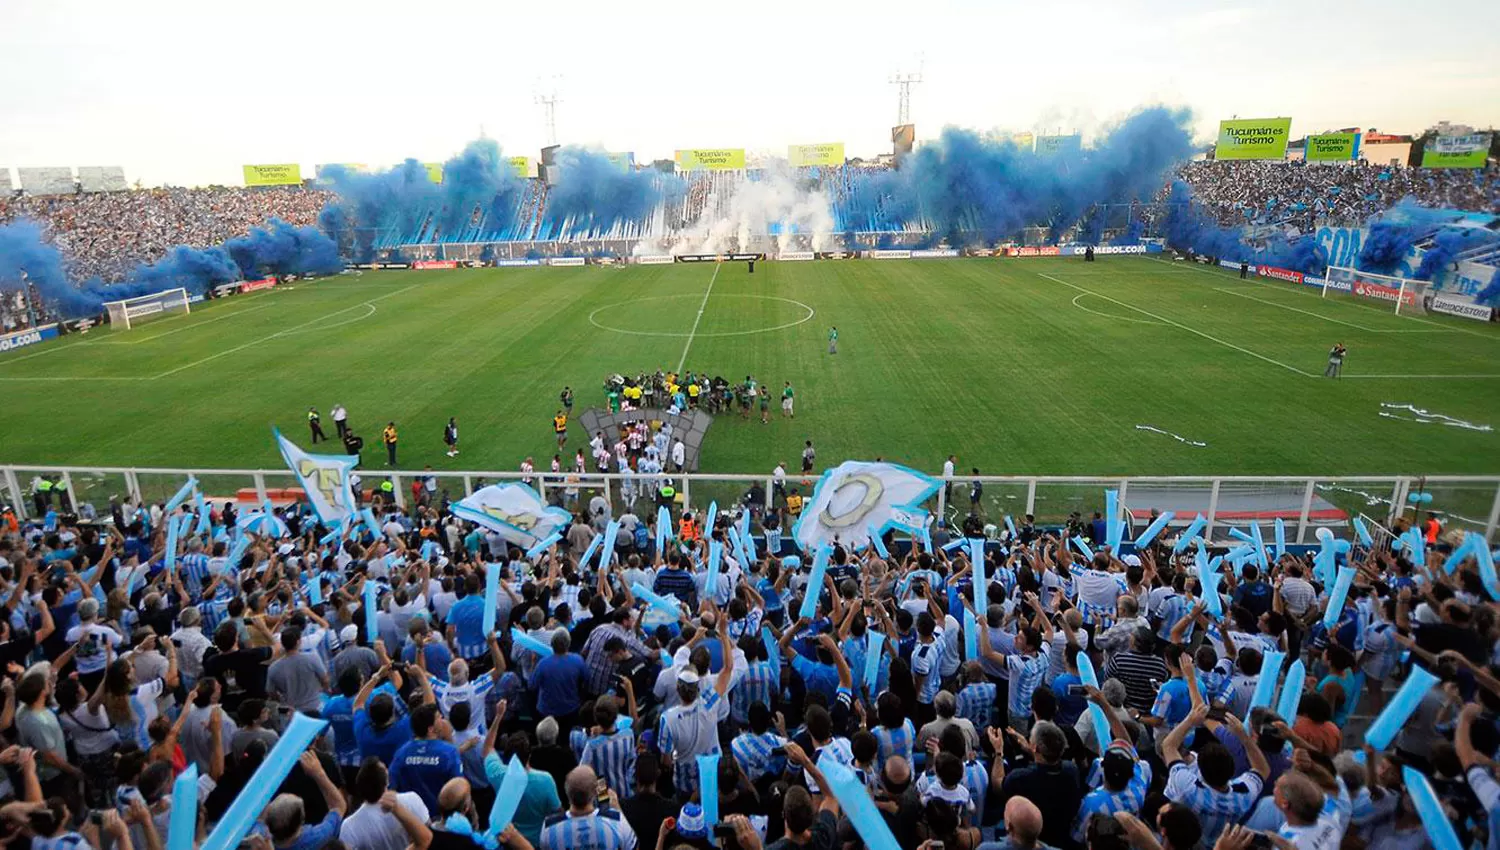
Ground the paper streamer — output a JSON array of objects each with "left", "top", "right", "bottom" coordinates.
[
  {"left": 199, "top": 713, "right": 329, "bottom": 850},
  {"left": 1134, "top": 511, "right": 1175, "bottom": 549},
  {"left": 598, "top": 520, "right": 620, "bottom": 568},
  {"left": 1275, "top": 659, "right": 1306, "bottom": 721},
  {"left": 656, "top": 506, "right": 670, "bottom": 556},
  {"left": 511, "top": 627, "right": 555, "bottom": 657},
  {"left": 1104, "top": 490, "right": 1122, "bottom": 552},
  {"left": 1273, "top": 518, "right": 1286, "bottom": 561},
  {"left": 1076, "top": 652, "right": 1111, "bottom": 755},
  {"left": 194, "top": 490, "right": 211, "bottom": 537},
  {"left": 631, "top": 582, "right": 685, "bottom": 618},
  {"left": 165, "top": 509, "right": 182, "bottom": 572},
  {"left": 799, "top": 545, "right": 832, "bottom": 620},
  {"left": 485, "top": 755, "right": 531, "bottom": 838},
  {"left": 579, "top": 533, "right": 603, "bottom": 571},
  {"left": 762, "top": 625, "right": 781, "bottom": 680},
  {"left": 868, "top": 525, "right": 891, "bottom": 559},
  {"left": 164, "top": 476, "right": 198, "bottom": 515},
  {"left": 1195, "top": 540, "right": 1222, "bottom": 619},
  {"left": 1243, "top": 650, "right": 1286, "bottom": 723},
  {"left": 1352, "top": 516, "right": 1373, "bottom": 549},
  {"left": 698, "top": 753, "right": 720, "bottom": 828},
  {"left": 970, "top": 538, "right": 987, "bottom": 614},
  {"left": 1322, "top": 567, "right": 1356, "bottom": 629},
  {"left": 1401, "top": 766, "right": 1461, "bottom": 850},
  {"left": 819, "top": 762, "right": 902, "bottom": 850},
  {"left": 363, "top": 580, "right": 378, "bottom": 644},
  {"left": 706, "top": 539, "right": 724, "bottom": 597},
  {"left": 1366, "top": 664, "right": 1439, "bottom": 750},
  {"left": 1379, "top": 403, "right": 1493, "bottom": 433},
  {"left": 963, "top": 608, "right": 979, "bottom": 660},
  {"left": 483, "top": 563, "right": 500, "bottom": 636},
  {"left": 525, "top": 532, "right": 561, "bottom": 560},
  {"left": 1173, "top": 514, "right": 1207, "bottom": 553},
  {"left": 1135, "top": 424, "right": 1207, "bottom": 447},
  {"left": 1071, "top": 536, "right": 1094, "bottom": 560},
  {"left": 863, "top": 631, "right": 885, "bottom": 697},
  {"left": 166, "top": 762, "right": 200, "bottom": 850},
  {"left": 1250, "top": 522, "right": 1268, "bottom": 570}
]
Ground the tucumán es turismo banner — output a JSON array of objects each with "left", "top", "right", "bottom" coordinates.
[
  {"left": 242, "top": 164, "right": 302, "bottom": 186},
  {"left": 1304, "top": 132, "right": 1360, "bottom": 162},
  {"left": 674, "top": 149, "right": 746, "bottom": 171},
  {"left": 1214, "top": 118, "right": 1292, "bottom": 160}
]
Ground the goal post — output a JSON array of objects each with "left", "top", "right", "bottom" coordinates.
[
  {"left": 1324, "top": 266, "right": 1430, "bottom": 315},
  {"left": 102, "top": 288, "right": 190, "bottom": 331}
]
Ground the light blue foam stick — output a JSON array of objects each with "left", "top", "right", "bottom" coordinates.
[
  {"left": 307, "top": 567, "right": 323, "bottom": 606},
  {"left": 706, "top": 539, "right": 724, "bottom": 597},
  {"left": 194, "top": 489, "right": 212, "bottom": 536},
  {"left": 598, "top": 520, "right": 620, "bottom": 568},
  {"left": 165, "top": 508, "right": 182, "bottom": 572},
  {"left": 632, "top": 582, "right": 686, "bottom": 618},
  {"left": 319, "top": 516, "right": 347, "bottom": 545},
  {"left": 1366, "top": 664, "right": 1439, "bottom": 750},
  {"left": 167, "top": 764, "right": 199, "bottom": 850},
  {"left": 963, "top": 608, "right": 979, "bottom": 660},
  {"left": 941, "top": 538, "right": 966, "bottom": 553},
  {"left": 869, "top": 524, "right": 891, "bottom": 559},
  {"left": 1273, "top": 518, "right": 1287, "bottom": 561},
  {"left": 970, "top": 538, "right": 988, "bottom": 613},
  {"left": 164, "top": 476, "right": 198, "bottom": 515},
  {"left": 1476, "top": 541, "right": 1500, "bottom": 601},
  {"left": 705, "top": 501, "right": 718, "bottom": 538},
  {"left": 360, "top": 507, "right": 379, "bottom": 539},
  {"left": 1228, "top": 528, "right": 1254, "bottom": 544},
  {"left": 1322, "top": 567, "right": 1357, "bottom": 630},
  {"left": 699, "top": 753, "right": 720, "bottom": 829},
  {"left": 363, "top": 580, "right": 379, "bottom": 644},
  {"left": 511, "top": 626, "right": 555, "bottom": 657},
  {"left": 1405, "top": 529, "right": 1426, "bottom": 568},
  {"left": 1352, "top": 516, "right": 1373, "bottom": 549},
  {"left": 199, "top": 713, "right": 328, "bottom": 850},
  {"left": 1004, "top": 515, "right": 1018, "bottom": 539},
  {"left": 1403, "top": 766, "right": 1462, "bottom": 850},
  {"left": 919, "top": 523, "right": 932, "bottom": 554},
  {"left": 1195, "top": 540, "right": 1223, "bottom": 619},
  {"left": 485, "top": 755, "right": 530, "bottom": 838},
  {"left": 1173, "top": 514, "right": 1207, "bottom": 553},
  {"left": 1243, "top": 649, "right": 1286, "bottom": 723},
  {"left": 1445, "top": 533, "right": 1477, "bottom": 575},
  {"left": 579, "top": 533, "right": 603, "bottom": 570},
  {"left": 1071, "top": 536, "right": 1094, "bottom": 560},
  {"left": 526, "top": 532, "right": 561, "bottom": 560},
  {"left": 656, "top": 506, "right": 670, "bottom": 556},
  {"left": 863, "top": 631, "right": 885, "bottom": 698},
  {"left": 731, "top": 524, "right": 755, "bottom": 570},
  {"left": 1076, "top": 652, "right": 1112, "bottom": 754},
  {"left": 738, "top": 508, "right": 751, "bottom": 542},
  {"left": 763, "top": 625, "right": 781, "bottom": 680},
  {"left": 819, "top": 762, "right": 902, "bottom": 850},
  {"left": 800, "top": 544, "right": 833, "bottom": 620},
  {"left": 483, "top": 562, "right": 500, "bottom": 636},
  {"left": 1134, "top": 511, "right": 1175, "bottom": 549},
  {"left": 1275, "top": 659, "right": 1307, "bottom": 721},
  {"left": 226, "top": 532, "right": 252, "bottom": 572},
  {"left": 1250, "top": 522, "right": 1268, "bottom": 570},
  {"left": 1104, "top": 490, "right": 1122, "bottom": 552}
]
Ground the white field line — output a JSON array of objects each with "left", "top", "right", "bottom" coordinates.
[
  {"left": 89, "top": 303, "right": 275, "bottom": 345},
  {"left": 1070, "top": 293, "right": 1165, "bottom": 326},
  {"left": 676, "top": 262, "right": 721, "bottom": 373}
]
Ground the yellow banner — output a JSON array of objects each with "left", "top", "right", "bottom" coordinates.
[
  {"left": 605, "top": 152, "right": 635, "bottom": 172},
  {"left": 424, "top": 162, "right": 443, "bottom": 183},
  {"left": 788, "top": 142, "right": 845, "bottom": 167},
  {"left": 1214, "top": 118, "right": 1292, "bottom": 160},
  {"left": 242, "top": 164, "right": 302, "bottom": 186},
  {"left": 675, "top": 148, "right": 745, "bottom": 171},
  {"left": 508, "top": 156, "right": 530, "bottom": 178}
]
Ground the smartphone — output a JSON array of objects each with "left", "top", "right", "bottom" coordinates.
[
  {"left": 89, "top": 811, "right": 104, "bottom": 826},
  {"left": 1248, "top": 833, "right": 1274, "bottom": 850},
  {"left": 596, "top": 778, "right": 610, "bottom": 805},
  {"left": 1207, "top": 703, "right": 1228, "bottom": 722},
  {"left": 1066, "top": 684, "right": 1087, "bottom": 697},
  {"left": 713, "top": 825, "right": 737, "bottom": 840},
  {"left": 1148, "top": 679, "right": 1161, "bottom": 691},
  {"left": 769, "top": 746, "right": 787, "bottom": 757},
  {"left": 930, "top": 843, "right": 944, "bottom": 850}
]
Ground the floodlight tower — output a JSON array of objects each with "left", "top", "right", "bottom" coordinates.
[
  {"left": 535, "top": 76, "right": 562, "bottom": 146},
  {"left": 889, "top": 65, "right": 923, "bottom": 126}
]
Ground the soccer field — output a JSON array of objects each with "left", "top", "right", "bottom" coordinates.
[{"left": 3, "top": 257, "right": 1498, "bottom": 482}]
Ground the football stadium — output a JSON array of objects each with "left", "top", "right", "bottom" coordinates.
[{"left": 1, "top": 3, "right": 1499, "bottom": 849}]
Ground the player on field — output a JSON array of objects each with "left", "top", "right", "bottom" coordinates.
[{"left": 444, "top": 417, "right": 460, "bottom": 457}]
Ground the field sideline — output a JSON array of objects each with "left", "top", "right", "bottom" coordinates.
[{"left": 2, "top": 257, "right": 1498, "bottom": 482}]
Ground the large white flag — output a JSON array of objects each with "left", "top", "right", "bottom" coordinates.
[
  {"left": 791, "top": 460, "right": 940, "bottom": 552},
  {"left": 274, "top": 429, "right": 360, "bottom": 526},
  {"left": 452, "top": 483, "right": 572, "bottom": 549}
]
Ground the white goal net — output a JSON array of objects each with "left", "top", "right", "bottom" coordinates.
[
  {"left": 1325, "top": 266, "right": 1430, "bottom": 315},
  {"left": 103, "top": 288, "right": 190, "bottom": 330}
]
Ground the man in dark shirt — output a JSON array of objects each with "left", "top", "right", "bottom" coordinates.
[
  {"left": 620, "top": 754, "right": 677, "bottom": 846},
  {"left": 201, "top": 619, "right": 272, "bottom": 714},
  {"left": 997, "top": 721, "right": 1084, "bottom": 850},
  {"left": 652, "top": 552, "right": 698, "bottom": 609}
]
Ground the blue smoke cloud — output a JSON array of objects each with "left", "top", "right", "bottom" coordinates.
[
  {"left": 1356, "top": 199, "right": 1464, "bottom": 275},
  {"left": 1162, "top": 181, "right": 1327, "bottom": 273},
  {"left": 1476, "top": 267, "right": 1500, "bottom": 305},
  {"left": 0, "top": 220, "right": 101, "bottom": 317},
  {"left": 538, "top": 147, "right": 666, "bottom": 239}
]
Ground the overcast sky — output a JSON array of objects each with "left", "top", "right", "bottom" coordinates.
[{"left": 2, "top": 0, "right": 1497, "bottom": 187}]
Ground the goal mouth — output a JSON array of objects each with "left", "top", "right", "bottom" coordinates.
[
  {"left": 1323, "top": 266, "right": 1429, "bottom": 315},
  {"left": 102, "top": 287, "right": 191, "bottom": 330}
]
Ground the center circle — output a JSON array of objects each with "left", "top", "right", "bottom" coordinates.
[{"left": 588, "top": 293, "right": 816, "bottom": 338}]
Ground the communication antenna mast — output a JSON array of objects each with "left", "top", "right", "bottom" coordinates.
[
  {"left": 889, "top": 60, "right": 924, "bottom": 126},
  {"left": 534, "top": 76, "right": 562, "bottom": 146}
]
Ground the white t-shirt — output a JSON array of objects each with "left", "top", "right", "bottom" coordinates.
[
  {"left": 340, "top": 794, "right": 430, "bottom": 850},
  {"left": 66, "top": 623, "right": 123, "bottom": 675}
]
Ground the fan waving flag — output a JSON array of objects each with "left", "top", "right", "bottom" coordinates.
[
  {"left": 452, "top": 483, "right": 572, "bottom": 549},
  {"left": 274, "top": 429, "right": 360, "bottom": 526},
  {"left": 791, "top": 460, "right": 940, "bottom": 552}
]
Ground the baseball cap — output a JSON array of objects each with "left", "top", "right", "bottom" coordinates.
[
  {"left": 340, "top": 625, "right": 359, "bottom": 644},
  {"left": 1122, "top": 554, "right": 1142, "bottom": 567},
  {"left": 676, "top": 668, "right": 701, "bottom": 685}
]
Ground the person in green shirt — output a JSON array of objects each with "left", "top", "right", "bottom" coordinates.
[
  {"left": 781, "top": 382, "right": 795, "bottom": 418},
  {"left": 827, "top": 326, "right": 838, "bottom": 354}
]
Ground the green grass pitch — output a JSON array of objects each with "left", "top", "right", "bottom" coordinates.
[{"left": 2, "top": 256, "right": 1497, "bottom": 487}]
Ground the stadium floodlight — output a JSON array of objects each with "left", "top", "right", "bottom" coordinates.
[
  {"left": 102, "top": 287, "right": 190, "bottom": 330},
  {"left": 1324, "top": 266, "right": 1430, "bottom": 316}
]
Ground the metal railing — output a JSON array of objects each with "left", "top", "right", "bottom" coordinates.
[{"left": 5, "top": 464, "right": 1498, "bottom": 543}]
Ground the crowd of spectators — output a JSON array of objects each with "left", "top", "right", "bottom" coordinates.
[
  {"left": 0, "top": 187, "right": 332, "bottom": 283},
  {"left": 0, "top": 469, "right": 1488, "bottom": 850}
]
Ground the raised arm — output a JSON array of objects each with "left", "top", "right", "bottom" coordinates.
[{"left": 1162, "top": 702, "right": 1209, "bottom": 765}]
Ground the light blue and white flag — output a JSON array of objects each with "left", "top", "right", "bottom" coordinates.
[
  {"left": 791, "top": 460, "right": 940, "bottom": 552},
  {"left": 452, "top": 483, "right": 572, "bottom": 550},
  {"left": 274, "top": 429, "right": 360, "bottom": 527}
]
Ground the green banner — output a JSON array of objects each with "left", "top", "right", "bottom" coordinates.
[
  {"left": 242, "top": 164, "right": 302, "bottom": 186},
  {"left": 1214, "top": 118, "right": 1292, "bottom": 160},
  {"left": 675, "top": 148, "right": 745, "bottom": 171},
  {"left": 1305, "top": 133, "right": 1358, "bottom": 162},
  {"left": 424, "top": 162, "right": 443, "bottom": 183},
  {"left": 1422, "top": 134, "right": 1490, "bottom": 169}
]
